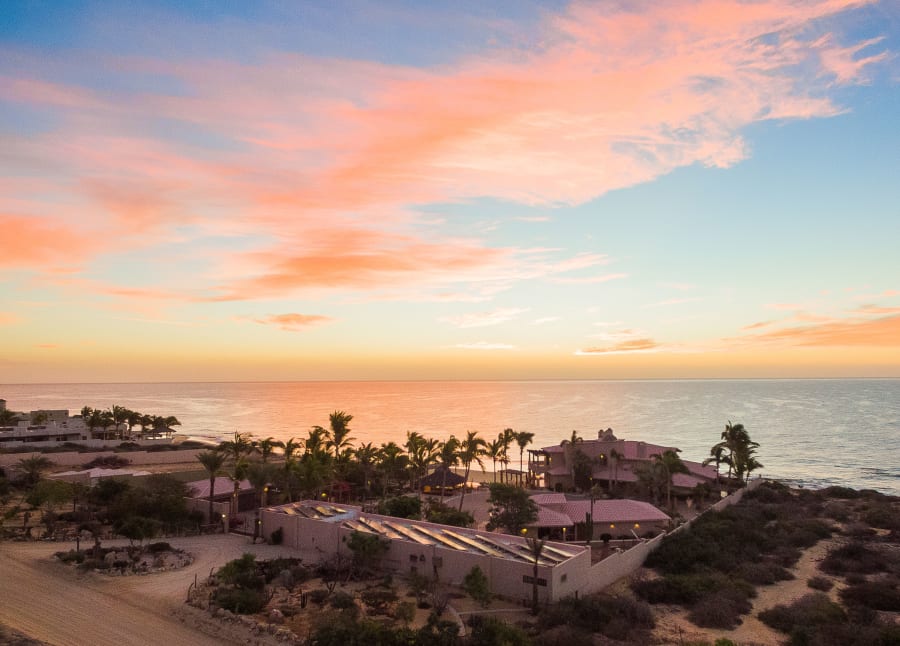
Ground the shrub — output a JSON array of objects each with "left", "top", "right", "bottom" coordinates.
[
  {"left": 734, "top": 561, "right": 794, "bottom": 585},
  {"left": 462, "top": 566, "right": 492, "bottom": 608},
  {"left": 270, "top": 527, "right": 283, "bottom": 545},
  {"left": 147, "top": 541, "right": 172, "bottom": 553},
  {"left": 214, "top": 588, "right": 267, "bottom": 614},
  {"left": 758, "top": 593, "right": 846, "bottom": 634},
  {"left": 468, "top": 616, "right": 532, "bottom": 646},
  {"left": 309, "top": 588, "right": 330, "bottom": 604},
  {"left": 807, "top": 576, "right": 833, "bottom": 592},
  {"left": 820, "top": 542, "right": 886, "bottom": 575},
  {"left": 360, "top": 586, "right": 397, "bottom": 615},
  {"left": 840, "top": 580, "right": 900, "bottom": 611},
  {"left": 864, "top": 506, "right": 900, "bottom": 531},
  {"left": 539, "top": 593, "right": 653, "bottom": 639},
  {"left": 377, "top": 496, "right": 422, "bottom": 520},
  {"left": 55, "top": 549, "right": 85, "bottom": 564},
  {"left": 218, "top": 553, "right": 264, "bottom": 590},
  {"left": 688, "top": 586, "right": 752, "bottom": 629},
  {"left": 822, "top": 486, "right": 861, "bottom": 499},
  {"left": 330, "top": 590, "right": 356, "bottom": 609}
]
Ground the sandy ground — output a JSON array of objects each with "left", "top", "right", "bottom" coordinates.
[
  {"left": 0, "top": 535, "right": 301, "bottom": 646},
  {"left": 651, "top": 537, "right": 841, "bottom": 646}
]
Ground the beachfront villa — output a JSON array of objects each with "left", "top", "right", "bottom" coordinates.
[
  {"left": 527, "top": 428, "right": 716, "bottom": 493},
  {"left": 260, "top": 500, "right": 591, "bottom": 603},
  {"left": 528, "top": 493, "right": 670, "bottom": 541}
]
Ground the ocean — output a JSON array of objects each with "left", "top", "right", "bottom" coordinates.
[{"left": 2, "top": 379, "right": 898, "bottom": 496}]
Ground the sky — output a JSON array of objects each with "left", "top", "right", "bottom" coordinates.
[{"left": 1, "top": 0, "right": 899, "bottom": 383}]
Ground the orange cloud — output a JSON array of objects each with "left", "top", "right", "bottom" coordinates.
[
  {"left": 253, "top": 314, "right": 333, "bottom": 331},
  {"left": 0, "top": 312, "right": 20, "bottom": 325},
  {"left": 739, "top": 314, "right": 900, "bottom": 348},
  {"left": 0, "top": 214, "right": 95, "bottom": 270},
  {"left": 576, "top": 339, "right": 661, "bottom": 355}
]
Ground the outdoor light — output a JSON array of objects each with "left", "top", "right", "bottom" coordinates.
[
  {"left": 520, "top": 528, "right": 528, "bottom": 536},
  {"left": 609, "top": 524, "right": 615, "bottom": 529},
  {"left": 634, "top": 523, "right": 640, "bottom": 529}
]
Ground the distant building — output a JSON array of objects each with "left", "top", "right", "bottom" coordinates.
[
  {"left": 528, "top": 493, "right": 670, "bottom": 540},
  {"left": 528, "top": 427, "right": 716, "bottom": 493}
]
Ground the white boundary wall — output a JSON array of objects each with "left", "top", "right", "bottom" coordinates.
[{"left": 0, "top": 448, "right": 204, "bottom": 468}]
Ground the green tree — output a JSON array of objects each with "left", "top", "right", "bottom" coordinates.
[
  {"left": 525, "top": 535, "right": 546, "bottom": 615},
  {"left": 346, "top": 530, "right": 390, "bottom": 577},
  {"left": 280, "top": 437, "right": 303, "bottom": 502},
  {"left": 355, "top": 442, "right": 379, "bottom": 500},
  {"left": 197, "top": 450, "right": 226, "bottom": 524},
  {"left": 462, "top": 565, "right": 492, "bottom": 608},
  {"left": 0, "top": 408, "right": 20, "bottom": 427},
  {"left": 219, "top": 431, "right": 256, "bottom": 516},
  {"left": 436, "top": 436, "right": 460, "bottom": 502},
  {"left": 485, "top": 437, "right": 504, "bottom": 484},
  {"left": 327, "top": 410, "right": 355, "bottom": 462},
  {"left": 377, "top": 442, "right": 406, "bottom": 498},
  {"left": 256, "top": 436, "right": 282, "bottom": 463},
  {"left": 378, "top": 496, "right": 422, "bottom": 519},
  {"left": 516, "top": 431, "right": 535, "bottom": 484},
  {"left": 17, "top": 454, "right": 54, "bottom": 487},
  {"left": 457, "top": 430, "right": 485, "bottom": 511},
  {"left": 654, "top": 449, "right": 689, "bottom": 511},
  {"left": 486, "top": 483, "right": 538, "bottom": 534}
]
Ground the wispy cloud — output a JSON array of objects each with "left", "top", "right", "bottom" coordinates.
[
  {"left": 251, "top": 313, "right": 333, "bottom": 331},
  {"left": 0, "top": 313, "right": 20, "bottom": 325},
  {"left": 549, "top": 273, "right": 628, "bottom": 285},
  {"left": 441, "top": 307, "right": 528, "bottom": 329},
  {"left": 532, "top": 316, "right": 561, "bottom": 325},
  {"left": 643, "top": 297, "right": 703, "bottom": 308},
  {"left": 453, "top": 342, "right": 516, "bottom": 350},
  {"left": 575, "top": 339, "right": 661, "bottom": 355}
]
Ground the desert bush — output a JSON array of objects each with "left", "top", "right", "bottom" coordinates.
[
  {"left": 468, "top": 616, "right": 532, "bottom": 646},
  {"left": 840, "top": 580, "right": 900, "bottom": 611},
  {"left": 633, "top": 572, "right": 753, "bottom": 606},
  {"left": 55, "top": 549, "right": 85, "bottom": 564},
  {"left": 534, "top": 624, "right": 594, "bottom": 646},
  {"left": 758, "top": 593, "right": 846, "bottom": 634},
  {"left": 309, "top": 588, "right": 330, "bottom": 604},
  {"left": 820, "top": 542, "right": 886, "bottom": 575},
  {"left": 864, "top": 505, "right": 900, "bottom": 531},
  {"left": 807, "top": 576, "right": 833, "bottom": 592},
  {"left": 734, "top": 560, "right": 794, "bottom": 585},
  {"left": 330, "top": 590, "right": 356, "bottom": 609},
  {"left": 844, "top": 522, "right": 878, "bottom": 538},
  {"left": 214, "top": 587, "right": 267, "bottom": 614},
  {"left": 688, "top": 589, "right": 750, "bottom": 630},
  {"left": 218, "top": 553, "right": 264, "bottom": 590},
  {"left": 147, "top": 541, "right": 172, "bottom": 553},
  {"left": 360, "top": 586, "right": 397, "bottom": 615},
  {"left": 822, "top": 486, "right": 861, "bottom": 499},
  {"left": 377, "top": 496, "right": 421, "bottom": 520},
  {"left": 540, "top": 592, "right": 654, "bottom": 640}
]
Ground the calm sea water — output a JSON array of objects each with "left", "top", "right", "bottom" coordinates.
[{"left": 2, "top": 380, "right": 898, "bottom": 496}]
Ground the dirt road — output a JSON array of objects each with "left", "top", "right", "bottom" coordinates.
[{"left": 0, "top": 535, "right": 299, "bottom": 646}]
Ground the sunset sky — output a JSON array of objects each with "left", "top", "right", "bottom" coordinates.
[{"left": 2, "top": 0, "right": 899, "bottom": 383}]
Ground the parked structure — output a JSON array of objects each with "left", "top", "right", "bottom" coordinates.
[
  {"left": 260, "top": 500, "right": 591, "bottom": 603},
  {"left": 527, "top": 428, "right": 716, "bottom": 492}
]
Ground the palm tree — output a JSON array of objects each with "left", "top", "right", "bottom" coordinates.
[
  {"left": 703, "top": 444, "right": 729, "bottom": 485},
  {"left": 327, "top": 410, "right": 355, "bottom": 461},
  {"left": 355, "top": 442, "right": 379, "bottom": 500},
  {"left": 485, "top": 437, "right": 504, "bottom": 483},
  {"left": 196, "top": 451, "right": 226, "bottom": 524},
  {"left": 246, "top": 461, "right": 275, "bottom": 508},
  {"left": 405, "top": 432, "right": 438, "bottom": 497},
  {"left": 378, "top": 442, "right": 406, "bottom": 498},
  {"left": 653, "top": 450, "right": 689, "bottom": 512},
  {"left": 30, "top": 411, "right": 48, "bottom": 426},
  {"left": 111, "top": 405, "right": 129, "bottom": 439},
  {"left": 17, "top": 454, "right": 54, "bottom": 487},
  {"left": 608, "top": 447, "right": 623, "bottom": 492},
  {"left": 0, "top": 408, "right": 19, "bottom": 427},
  {"left": 516, "top": 431, "right": 535, "bottom": 486},
  {"left": 306, "top": 426, "right": 329, "bottom": 458},
  {"left": 525, "top": 535, "right": 546, "bottom": 615},
  {"left": 499, "top": 428, "right": 516, "bottom": 484},
  {"left": 280, "top": 438, "right": 303, "bottom": 502},
  {"left": 257, "top": 437, "right": 283, "bottom": 463},
  {"left": 125, "top": 410, "right": 143, "bottom": 439},
  {"left": 437, "top": 436, "right": 460, "bottom": 502},
  {"left": 561, "top": 430, "right": 583, "bottom": 488},
  {"left": 90, "top": 409, "right": 114, "bottom": 440},
  {"left": 219, "top": 432, "right": 256, "bottom": 517},
  {"left": 457, "top": 430, "right": 486, "bottom": 511},
  {"left": 587, "top": 483, "right": 603, "bottom": 544}
]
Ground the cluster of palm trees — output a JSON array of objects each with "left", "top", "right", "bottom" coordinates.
[
  {"left": 78, "top": 405, "right": 181, "bottom": 441},
  {"left": 704, "top": 421, "right": 763, "bottom": 486},
  {"left": 194, "top": 412, "right": 539, "bottom": 524}
]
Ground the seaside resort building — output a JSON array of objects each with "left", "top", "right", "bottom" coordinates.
[
  {"left": 528, "top": 493, "right": 670, "bottom": 541},
  {"left": 260, "top": 500, "right": 591, "bottom": 603},
  {"left": 528, "top": 428, "right": 717, "bottom": 494}
]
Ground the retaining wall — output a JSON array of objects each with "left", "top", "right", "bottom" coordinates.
[{"left": 0, "top": 448, "right": 205, "bottom": 468}]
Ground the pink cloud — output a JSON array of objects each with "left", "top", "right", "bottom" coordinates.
[
  {"left": 252, "top": 314, "right": 333, "bottom": 331},
  {"left": 740, "top": 314, "right": 900, "bottom": 348},
  {"left": 0, "top": 312, "right": 20, "bottom": 325},
  {"left": 0, "top": 0, "right": 886, "bottom": 302}
]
